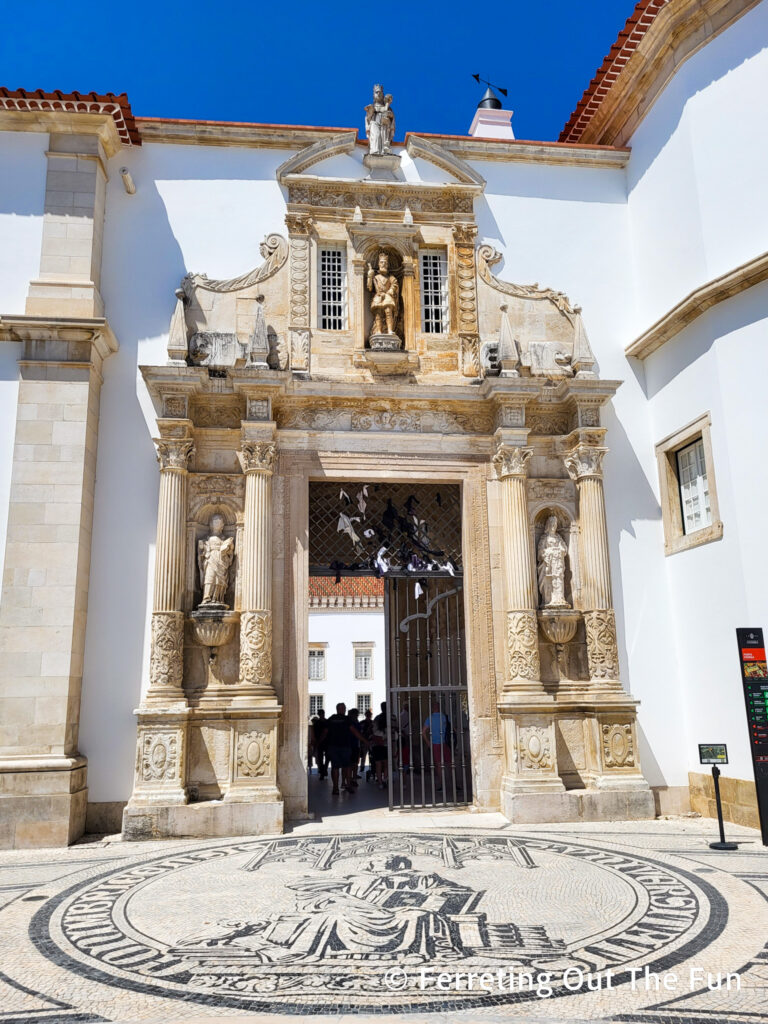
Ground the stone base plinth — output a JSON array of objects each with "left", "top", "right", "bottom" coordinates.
[
  {"left": 363, "top": 153, "right": 401, "bottom": 180},
  {"left": 354, "top": 348, "right": 419, "bottom": 375},
  {"left": 122, "top": 796, "right": 283, "bottom": 841},
  {"left": 501, "top": 786, "right": 656, "bottom": 824},
  {"left": 0, "top": 756, "right": 88, "bottom": 849}
]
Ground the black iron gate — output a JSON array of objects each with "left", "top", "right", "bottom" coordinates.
[{"left": 386, "top": 575, "right": 472, "bottom": 809}]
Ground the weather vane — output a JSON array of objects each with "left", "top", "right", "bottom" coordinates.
[{"left": 472, "top": 74, "right": 508, "bottom": 98}]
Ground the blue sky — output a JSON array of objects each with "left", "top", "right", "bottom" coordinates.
[{"left": 1, "top": 1, "right": 633, "bottom": 141}]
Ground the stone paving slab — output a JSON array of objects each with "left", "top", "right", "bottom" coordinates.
[{"left": 0, "top": 817, "right": 765, "bottom": 1022}]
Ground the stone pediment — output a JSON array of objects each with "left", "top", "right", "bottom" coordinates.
[{"left": 276, "top": 130, "right": 484, "bottom": 215}]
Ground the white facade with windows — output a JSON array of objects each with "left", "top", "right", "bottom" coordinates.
[{"left": 307, "top": 610, "right": 385, "bottom": 718}]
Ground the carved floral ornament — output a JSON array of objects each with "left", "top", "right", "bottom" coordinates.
[
  {"left": 154, "top": 438, "right": 195, "bottom": 472},
  {"left": 239, "top": 610, "right": 273, "bottom": 685},
  {"left": 238, "top": 442, "right": 277, "bottom": 475},
  {"left": 149, "top": 612, "right": 184, "bottom": 692},
  {"left": 493, "top": 444, "right": 533, "bottom": 480},
  {"left": 584, "top": 609, "right": 620, "bottom": 680},
  {"left": 507, "top": 611, "right": 541, "bottom": 682},
  {"left": 563, "top": 444, "right": 607, "bottom": 481}
]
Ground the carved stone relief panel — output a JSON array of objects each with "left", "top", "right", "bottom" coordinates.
[
  {"left": 240, "top": 610, "right": 273, "bottom": 686},
  {"left": 149, "top": 612, "right": 184, "bottom": 692},
  {"left": 518, "top": 724, "right": 554, "bottom": 771},
  {"left": 235, "top": 728, "right": 274, "bottom": 781},
  {"left": 138, "top": 729, "right": 183, "bottom": 786},
  {"left": 506, "top": 610, "right": 540, "bottom": 682},
  {"left": 601, "top": 722, "right": 636, "bottom": 769},
  {"left": 584, "top": 609, "right": 620, "bottom": 680}
]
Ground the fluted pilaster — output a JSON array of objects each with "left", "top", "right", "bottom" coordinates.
[
  {"left": 149, "top": 437, "right": 194, "bottom": 699},
  {"left": 564, "top": 443, "right": 620, "bottom": 683},
  {"left": 493, "top": 444, "right": 540, "bottom": 686},
  {"left": 238, "top": 441, "right": 277, "bottom": 694}
]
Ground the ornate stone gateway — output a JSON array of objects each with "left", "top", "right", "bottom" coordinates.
[{"left": 122, "top": 89, "right": 655, "bottom": 837}]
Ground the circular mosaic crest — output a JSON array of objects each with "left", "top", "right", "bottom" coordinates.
[{"left": 33, "top": 831, "right": 725, "bottom": 1014}]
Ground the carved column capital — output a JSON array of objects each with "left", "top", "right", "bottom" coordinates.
[
  {"left": 154, "top": 438, "right": 195, "bottom": 473},
  {"left": 493, "top": 444, "right": 533, "bottom": 480},
  {"left": 453, "top": 223, "right": 477, "bottom": 245},
  {"left": 285, "top": 213, "right": 311, "bottom": 236},
  {"left": 238, "top": 441, "right": 277, "bottom": 475},
  {"left": 563, "top": 444, "right": 607, "bottom": 481}
]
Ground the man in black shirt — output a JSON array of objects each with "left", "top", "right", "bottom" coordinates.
[
  {"left": 312, "top": 708, "right": 328, "bottom": 779},
  {"left": 322, "top": 703, "right": 366, "bottom": 795}
]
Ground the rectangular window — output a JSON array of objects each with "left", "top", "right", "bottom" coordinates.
[
  {"left": 420, "top": 251, "right": 449, "bottom": 334},
  {"left": 309, "top": 694, "right": 324, "bottom": 716},
  {"left": 354, "top": 649, "right": 373, "bottom": 680},
  {"left": 319, "top": 247, "right": 347, "bottom": 330},
  {"left": 356, "top": 693, "right": 372, "bottom": 713},
  {"left": 655, "top": 413, "right": 722, "bottom": 556},
  {"left": 308, "top": 649, "right": 326, "bottom": 681},
  {"left": 676, "top": 438, "right": 712, "bottom": 535}
]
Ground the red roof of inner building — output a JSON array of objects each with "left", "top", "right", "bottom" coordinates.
[
  {"left": 0, "top": 88, "right": 141, "bottom": 146},
  {"left": 559, "top": 0, "right": 668, "bottom": 143},
  {"left": 309, "top": 576, "right": 385, "bottom": 598}
]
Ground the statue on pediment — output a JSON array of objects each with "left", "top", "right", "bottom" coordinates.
[{"left": 365, "top": 85, "right": 395, "bottom": 155}]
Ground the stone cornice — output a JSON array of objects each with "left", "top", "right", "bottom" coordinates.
[
  {"left": 562, "top": 0, "right": 762, "bottom": 146},
  {"left": 408, "top": 133, "right": 630, "bottom": 169},
  {"left": 626, "top": 250, "right": 768, "bottom": 359},
  {"left": 0, "top": 108, "right": 128, "bottom": 158},
  {"left": 136, "top": 118, "right": 359, "bottom": 149},
  {"left": 0, "top": 314, "right": 118, "bottom": 362}
]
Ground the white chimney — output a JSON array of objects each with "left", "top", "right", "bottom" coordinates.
[{"left": 468, "top": 86, "right": 515, "bottom": 140}]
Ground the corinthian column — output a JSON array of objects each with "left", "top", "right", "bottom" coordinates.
[
  {"left": 237, "top": 441, "right": 278, "bottom": 699},
  {"left": 492, "top": 443, "right": 540, "bottom": 689},
  {"left": 564, "top": 444, "right": 620, "bottom": 685},
  {"left": 147, "top": 437, "right": 195, "bottom": 702}
]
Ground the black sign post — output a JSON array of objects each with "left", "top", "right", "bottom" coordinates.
[
  {"left": 698, "top": 746, "right": 737, "bottom": 850},
  {"left": 736, "top": 628, "right": 768, "bottom": 847}
]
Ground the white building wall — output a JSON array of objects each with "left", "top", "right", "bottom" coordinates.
[
  {"left": 0, "top": 130, "right": 47, "bottom": 315},
  {"left": 308, "top": 609, "right": 386, "bottom": 718},
  {"left": 625, "top": 2, "right": 768, "bottom": 785}
]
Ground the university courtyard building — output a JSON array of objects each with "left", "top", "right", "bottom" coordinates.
[{"left": 1, "top": 0, "right": 767, "bottom": 851}]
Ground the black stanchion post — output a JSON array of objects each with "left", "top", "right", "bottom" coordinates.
[{"left": 709, "top": 765, "right": 738, "bottom": 851}]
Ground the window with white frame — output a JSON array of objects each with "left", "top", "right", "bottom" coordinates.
[
  {"left": 356, "top": 693, "right": 372, "bottom": 714},
  {"left": 655, "top": 413, "right": 723, "bottom": 556},
  {"left": 308, "top": 648, "right": 326, "bottom": 681},
  {"left": 309, "top": 694, "right": 324, "bottom": 717},
  {"left": 354, "top": 647, "right": 373, "bottom": 681},
  {"left": 420, "top": 250, "right": 449, "bottom": 334},
  {"left": 318, "top": 247, "right": 347, "bottom": 329},
  {"left": 676, "top": 439, "right": 712, "bottom": 535}
]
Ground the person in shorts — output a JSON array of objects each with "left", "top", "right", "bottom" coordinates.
[
  {"left": 422, "top": 700, "right": 451, "bottom": 790},
  {"left": 371, "top": 702, "right": 390, "bottom": 789}
]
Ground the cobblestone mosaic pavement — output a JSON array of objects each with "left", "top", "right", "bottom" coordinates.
[{"left": 0, "top": 817, "right": 766, "bottom": 1023}]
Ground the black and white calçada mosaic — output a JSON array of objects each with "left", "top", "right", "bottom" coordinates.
[{"left": 32, "top": 831, "right": 726, "bottom": 1014}]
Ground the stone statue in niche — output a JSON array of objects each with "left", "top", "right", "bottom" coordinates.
[
  {"left": 365, "top": 84, "right": 395, "bottom": 155},
  {"left": 197, "top": 514, "right": 235, "bottom": 607},
  {"left": 367, "top": 252, "right": 401, "bottom": 349},
  {"left": 537, "top": 516, "right": 569, "bottom": 608}
]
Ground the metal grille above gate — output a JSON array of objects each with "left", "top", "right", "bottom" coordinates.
[
  {"left": 309, "top": 482, "right": 462, "bottom": 576},
  {"left": 386, "top": 576, "right": 471, "bottom": 809}
]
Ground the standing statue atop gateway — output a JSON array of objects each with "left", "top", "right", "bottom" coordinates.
[
  {"left": 537, "top": 515, "right": 569, "bottom": 608},
  {"left": 365, "top": 84, "right": 395, "bottom": 155},
  {"left": 366, "top": 252, "right": 401, "bottom": 345},
  {"left": 198, "top": 514, "right": 235, "bottom": 607}
]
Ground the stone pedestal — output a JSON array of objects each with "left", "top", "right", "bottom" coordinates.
[{"left": 363, "top": 152, "right": 400, "bottom": 180}]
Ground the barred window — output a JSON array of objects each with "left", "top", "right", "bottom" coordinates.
[
  {"left": 420, "top": 251, "right": 449, "bottom": 334},
  {"left": 308, "top": 649, "right": 326, "bottom": 681},
  {"left": 356, "top": 693, "right": 372, "bottom": 713},
  {"left": 355, "top": 649, "right": 373, "bottom": 680},
  {"left": 309, "top": 694, "right": 324, "bottom": 716},
  {"left": 319, "top": 247, "right": 347, "bottom": 329}
]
